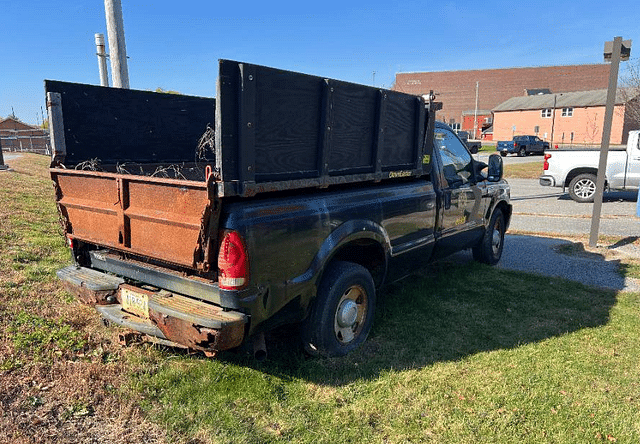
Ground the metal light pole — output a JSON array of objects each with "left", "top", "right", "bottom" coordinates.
[
  {"left": 473, "top": 81, "right": 479, "bottom": 139},
  {"left": 550, "top": 94, "right": 558, "bottom": 147},
  {"left": 104, "top": 0, "right": 129, "bottom": 89},
  {"left": 95, "top": 33, "right": 110, "bottom": 87},
  {"left": 589, "top": 37, "right": 632, "bottom": 247}
]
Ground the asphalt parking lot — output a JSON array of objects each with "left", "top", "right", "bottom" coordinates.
[
  {"left": 485, "top": 154, "right": 640, "bottom": 238},
  {"left": 507, "top": 177, "right": 639, "bottom": 237},
  {"left": 470, "top": 154, "right": 640, "bottom": 291}
]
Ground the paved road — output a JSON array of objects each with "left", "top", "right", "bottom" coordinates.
[
  {"left": 507, "top": 177, "right": 639, "bottom": 237},
  {"left": 475, "top": 152, "right": 638, "bottom": 237},
  {"left": 503, "top": 171, "right": 639, "bottom": 292},
  {"left": 466, "top": 154, "right": 640, "bottom": 291}
]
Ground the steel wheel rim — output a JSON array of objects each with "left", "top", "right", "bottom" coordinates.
[
  {"left": 334, "top": 285, "right": 367, "bottom": 344},
  {"left": 491, "top": 218, "right": 503, "bottom": 256},
  {"left": 574, "top": 179, "right": 596, "bottom": 198}
]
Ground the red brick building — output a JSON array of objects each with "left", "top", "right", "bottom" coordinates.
[{"left": 393, "top": 64, "right": 611, "bottom": 137}]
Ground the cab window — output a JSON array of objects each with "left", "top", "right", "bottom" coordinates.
[{"left": 434, "top": 128, "right": 473, "bottom": 188}]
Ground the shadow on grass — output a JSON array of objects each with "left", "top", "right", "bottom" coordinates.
[{"left": 214, "top": 257, "right": 617, "bottom": 385}]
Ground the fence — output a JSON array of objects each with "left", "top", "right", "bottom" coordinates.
[{"left": 0, "top": 129, "right": 50, "bottom": 155}]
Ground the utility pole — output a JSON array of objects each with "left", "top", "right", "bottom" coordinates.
[
  {"left": 104, "top": 0, "right": 129, "bottom": 88},
  {"left": 550, "top": 94, "right": 558, "bottom": 147},
  {"left": 589, "top": 37, "right": 632, "bottom": 247},
  {"left": 95, "top": 33, "right": 110, "bottom": 87},
  {"left": 473, "top": 81, "right": 479, "bottom": 139}
]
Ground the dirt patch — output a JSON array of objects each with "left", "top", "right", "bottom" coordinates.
[{"left": 0, "top": 356, "right": 167, "bottom": 444}]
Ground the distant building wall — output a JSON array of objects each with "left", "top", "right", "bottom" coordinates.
[
  {"left": 394, "top": 64, "right": 610, "bottom": 127},
  {"left": 492, "top": 104, "right": 628, "bottom": 146},
  {"left": 461, "top": 113, "right": 492, "bottom": 136}
]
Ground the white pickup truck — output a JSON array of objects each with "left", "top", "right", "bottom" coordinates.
[{"left": 539, "top": 130, "right": 640, "bottom": 202}]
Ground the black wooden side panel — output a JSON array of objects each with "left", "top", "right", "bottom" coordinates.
[
  {"left": 381, "top": 91, "right": 419, "bottom": 170},
  {"left": 216, "top": 61, "right": 240, "bottom": 183},
  {"left": 44, "top": 80, "right": 215, "bottom": 166},
  {"left": 253, "top": 65, "right": 323, "bottom": 180},
  {"left": 328, "top": 81, "right": 378, "bottom": 174},
  {"left": 216, "top": 60, "right": 431, "bottom": 196}
]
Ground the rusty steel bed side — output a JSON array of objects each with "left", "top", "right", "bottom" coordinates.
[{"left": 51, "top": 168, "right": 219, "bottom": 270}]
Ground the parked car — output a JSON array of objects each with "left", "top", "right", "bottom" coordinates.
[
  {"left": 456, "top": 131, "right": 482, "bottom": 152},
  {"left": 539, "top": 131, "right": 640, "bottom": 202},
  {"left": 48, "top": 60, "right": 512, "bottom": 358},
  {"left": 497, "top": 135, "right": 549, "bottom": 157}
]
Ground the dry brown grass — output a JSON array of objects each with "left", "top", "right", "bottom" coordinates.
[{"left": 0, "top": 154, "right": 168, "bottom": 444}]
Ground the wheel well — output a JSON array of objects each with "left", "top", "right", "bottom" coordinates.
[
  {"left": 493, "top": 200, "right": 512, "bottom": 228},
  {"left": 329, "top": 239, "right": 386, "bottom": 288},
  {"left": 565, "top": 168, "right": 601, "bottom": 187}
]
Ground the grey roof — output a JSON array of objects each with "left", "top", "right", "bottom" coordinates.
[
  {"left": 462, "top": 109, "right": 492, "bottom": 116},
  {"left": 493, "top": 89, "right": 629, "bottom": 112}
]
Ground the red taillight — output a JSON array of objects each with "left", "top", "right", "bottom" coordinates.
[
  {"left": 513, "top": 142, "right": 518, "bottom": 148},
  {"left": 543, "top": 153, "right": 551, "bottom": 170},
  {"left": 67, "top": 236, "right": 74, "bottom": 249},
  {"left": 217, "top": 230, "right": 249, "bottom": 290}
]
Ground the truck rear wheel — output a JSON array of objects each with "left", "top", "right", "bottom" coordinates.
[
  {"left": 568, "top": 173, "right": 597, "bottom": 202},
  {"left": 518, "top": 147, "right": 527, "bottom": 157},
  {"left": 472, "top": 208, "right": 505, "bottom": 265},
  {"left": 302, "top": 261, "right": 376, "bottom": 357}
]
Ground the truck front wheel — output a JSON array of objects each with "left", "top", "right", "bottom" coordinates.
[
  {"left": 472, "top": 208, "right": 505, "bottom": 265},
  {"left": 302, "top": 261, "right": 376, "bottom": 357},
  {"left": 568, "top": 173, "right": 597, "bottom": 202}
]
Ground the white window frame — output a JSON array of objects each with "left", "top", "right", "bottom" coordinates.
[
  {"left": 561, "top": 107, "right": 573, "bottom": 117},
  {"left": 541, "top": 108, "right": 552, "bottom": 118}
]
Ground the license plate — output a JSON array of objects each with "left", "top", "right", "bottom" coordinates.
[{"left": 121, "top": 287, "right": 149, "bottom": 318}]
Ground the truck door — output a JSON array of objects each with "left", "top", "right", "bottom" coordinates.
[
  {"left": 433, "top": 126, "right": 485, "bottom": 254},
  {"left": 626, "top": 131, "right": 640, "bottom": 189}
]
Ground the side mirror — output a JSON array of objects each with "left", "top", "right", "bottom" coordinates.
[
  {"left": 469, "top": 145, "right": 479, "bottom": 154},
  {"left": 487, "top": 154, "right": 503, "bottom": 182}
]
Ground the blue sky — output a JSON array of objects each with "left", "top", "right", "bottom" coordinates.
[{"left": 2, "top": 0, "right": 639, "bottom": 125}]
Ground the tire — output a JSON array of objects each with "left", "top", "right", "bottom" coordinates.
[
  {"left": 500, "top": 152, "right": 507, "bottom": 157},
  {"left": 568, "top": 173, "right": 597, "bottom": 203},
  {"left": 518, "top": 147, "right": 527, "bottom": 157},
  {"left": 302, "top": 261, "right": 376, "bottom": 357},
  {"left": 472, "top": 208, "right": 506, "bottom": 265}
]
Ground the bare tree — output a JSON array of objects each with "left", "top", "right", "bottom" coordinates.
[{"left": 621, "top": 58, "right": 640, "bottom": 126}]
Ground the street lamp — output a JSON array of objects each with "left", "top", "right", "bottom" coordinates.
[{"left": 589, "top": 37, "right": 632, "bottom": 247}]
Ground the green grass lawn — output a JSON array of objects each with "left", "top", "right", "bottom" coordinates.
[
  {"left": 2, "top": 154, "right": 639, "bottom": 443},
  {"left": 503, "top": 160, "right": 545, "bottom": 179}
]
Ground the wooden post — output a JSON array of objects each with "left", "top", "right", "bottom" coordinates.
[
  {"left": 104, "top": 0, "right": 129, "bottom": 89},
  {"left": 0, "top": 134, "right": 7, "bottom": 170},
  {"left": 589, "top": 37, "right": 624, "bottom": 247},
  {"left": 47, "top": 92, "right": 67, "bottom": 165}
]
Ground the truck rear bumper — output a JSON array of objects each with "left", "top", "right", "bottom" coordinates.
[
  {"left": 539, "top": 175, "right": 556, "bottom": 187},
  {"left": 58, "top": 265, "right": 248, "bottom": 353}
]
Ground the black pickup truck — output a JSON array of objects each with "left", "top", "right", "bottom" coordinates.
[
  {"left": 48, "top": 60, "right": 511, "bottom": 358},
  {"left": 497, "top": 135, "right": 549, "bottom": 157}
]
